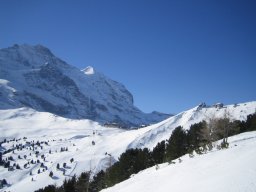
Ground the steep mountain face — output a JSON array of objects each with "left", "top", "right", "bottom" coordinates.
[{"left": 0, "top": 44, "right": 170, "bottom": 127}]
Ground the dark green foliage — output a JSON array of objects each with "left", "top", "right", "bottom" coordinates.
[
  {"left": 2, "top": 179, "right": 7, "bottom": 185},
  {"left": 152, "top": 141, "right": 166, "bottom": 164},
  {"left": 240, "top": 113, "right": 256, "bottom": 133},
  {"left": 105, "top": 148, "right": 153, "bottom": 187},
  {"left": 227, "top": 120, "right": 240, "bottom": 137},
  {"left": 187, "top": 121, "right": 208, "bottom": 153},
  {"left": 247, "top": 113, "right": 256, "bottom": 131},
  {"left": 62, "top": 176, "right": 76, "bottom": 192},
  {"left": 89, "top": 170, "right": 106, "bottom": 192},
  {"left": 16, "top": 164, "right": 21, "bottom": 169},
  {"left": 166, "top": 126, "right": 188, "bottom": 161},
  {"left": 104, "top": 161, "right": 120, "bottom": 187},
  {"left": 35, "top": 185, "right": 56, "bottom": 192},
  {"left": 75, "top": 172, "right": 90, "bottom": 192},
  {"left": 0, "top": 153, "right": 3, "bottom": 165},
  {"left": 4, "top": 161, "right": 10, "bottom": 168}
]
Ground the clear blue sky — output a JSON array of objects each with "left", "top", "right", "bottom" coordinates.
[{"left": 1, "top": 0, "right": 256, "bottom": 114}]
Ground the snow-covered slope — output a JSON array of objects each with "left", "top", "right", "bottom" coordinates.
[
  {"left": 0, "top": 101, "right": 255, "bottom": 192},
  {"left": 0, "top": 108, "right": 153, "bottom": 192},
  {"left": 128, "top": 101, "right": 256, "bottom": 150},
  {"left": 102, "top": 131, "right": 256, "bottom": 192},
  {"left": 0, "top": 44, "right": 169, "bottom": 127}
]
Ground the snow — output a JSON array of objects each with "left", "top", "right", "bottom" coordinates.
[
  {"left": 0, "top": 44, "right": 170, "bottom": 126},
  {"left": 0, "top": 101, "right": 255, "bottom": 192},
  {"left": 0, "top": 108, "right": 155, "bottom": 192},
  {"left": 128, "top": 101, "right": 256, "bottom": 150},
  {"left": 82, "top": 66, "right": 95, "bottom": 75},
  {"left": 102, "top": 131, "right": 256, "bottom": 192}
]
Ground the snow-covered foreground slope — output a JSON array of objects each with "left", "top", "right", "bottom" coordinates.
[
  {"left": 102, "top": 131, "right": 256, "bottom": 192},
  {"left": 0, "top": 101, "right": 255, "bottom": 192}
]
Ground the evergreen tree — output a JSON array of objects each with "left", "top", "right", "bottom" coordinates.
[
  {"left": 166, "top": 126, "right": 188, "bottom": 161},
  {"left": 75, "top": 172, "right": 90, "bottom": 192},
  {"left": 34, "top": 185, "right": 56, "bottom": 192},
  {"left": 105, "top": 148, "right": 153, "bottom": 187},
  {"left": 187, "top": 121, "right": 208, "bottom": 153},
  {"left": 8, "top": 156, "right": 14, "bottom": 161},
  {"left": 89, "top": 170, "right": 106, "bottom": 192},
  {"left": 152, "top": 140, "right": 166, "bottom": 164},
  {"left": 240, "top": 113, "right": 256, "bottom": 132},
  {"left": 16, "top": 164, "right": 21, "bottom": 169},
  {"left": 4, "top": 161, "right": 10, "bottom": 168},
  {"left": 49, "top": 171, "right": 53, "bottom": 178},
  {"left": 2, "top": 179, "right": 7, "bottom": 185},
  {"left": 0, "top": 153, "right": 3, "bottom": 166},
  {"left": 63, "top": 176, "right": 76, "bottom": 192}
]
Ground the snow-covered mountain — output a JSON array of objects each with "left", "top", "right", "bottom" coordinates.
[
  {"left": 0, "top": 44, "right": 169, "bottom": 127},
  {"left": 0, "top": 101, "right": 255, "bottom": 192}
]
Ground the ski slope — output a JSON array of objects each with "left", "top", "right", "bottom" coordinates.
[
  {"left": 102, "top": 131, "right": 256, "bottom": 192},
  {"left": 0, "top": 101, "right": 255, "bottom": 192}
]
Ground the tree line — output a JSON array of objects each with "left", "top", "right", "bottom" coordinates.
[{"left": 35, "top": 112, "right": 256, "bottom": 192}]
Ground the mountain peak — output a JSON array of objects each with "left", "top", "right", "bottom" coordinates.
[
  {"left": 81, "top": 66, "right": 95, "bottom": 75},
  {"left": 0, "top": 44, "right": 170, "bottom": 126},
  {"left": 27, "top": 44, "right": 54, "bottom": 56}
]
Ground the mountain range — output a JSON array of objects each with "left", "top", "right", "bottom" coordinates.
[{"left": 0, "top": 44, "right": 170, "bottom": 127}]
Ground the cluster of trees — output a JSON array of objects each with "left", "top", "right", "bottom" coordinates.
[
  {"left": 25, "top": 113, "right": 256, "bottom": 192},
  {"left": 0, "top": 137, "right": 72, "bottom": 173},
  {"left": 0, "top": 179, "right": 8, "bottom": 189},
  {"left": 60, "top": 147, "right": 68, "bottom": 152},
  {"left": 35, "top": 173, "right": 90, "bottom": 192}
]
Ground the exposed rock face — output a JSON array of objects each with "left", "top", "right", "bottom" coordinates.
[{"left": 0, "top": 44, "right": 170, "bottom": 127}]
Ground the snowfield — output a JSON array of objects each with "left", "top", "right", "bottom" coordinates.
[
  {"left": 0, "top": 101, "right": 255, "bottom": 192},
  {"left": 102, "top": 131, "right": 256, "bottom": 192}
]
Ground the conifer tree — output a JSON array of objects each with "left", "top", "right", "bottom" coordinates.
[
  {"left": 152, "top": 140, "right": 166, "bottom": 164},
  {"left": 49, "top": 171, "right": 53, "bottom": 178},
  {"left": 166, "top": 126, "right": 188, "bottom": 161}
]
